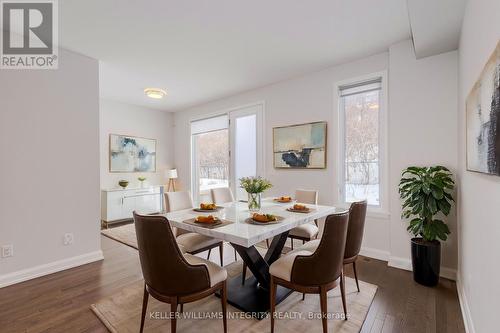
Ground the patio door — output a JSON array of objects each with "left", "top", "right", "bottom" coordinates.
[
  {"left": 229, "top": 103, "right": 264, "bottom": 201},
  {"left": 191, "top": 103, "right": 263, "bottom": 203}
]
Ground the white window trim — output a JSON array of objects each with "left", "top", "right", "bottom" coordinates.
[
  {"left": 334, "top": 71, "right": 389, "bottom": 216},
  {"left": 189, "top": 101, "right": 265, "bottom": 203}
]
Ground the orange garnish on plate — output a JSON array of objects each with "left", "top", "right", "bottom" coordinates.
[
  {"left": 252, "top": 213, "right": 277, "bottom": 222},
  {"left": 200, "top": 203, "right": 217, "bottom": 210},
  {"left": 293, "top": 204, "right": 308, "bottom": 211},
  {"left": 195, "top": 215, "right": 217, "bottom": 223},
  {"left": 276, "top": 196, "right": 292, "bottom": 202}
]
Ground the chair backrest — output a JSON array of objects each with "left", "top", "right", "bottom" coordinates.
[
  {"left": 344, "top": 200, "right": 367, "bottom": 260},
  {"left": 164, "top": 191, "right": 194, "bottom": 212},
  {"left": 295, "top": 189, "right": 318, "bottom": 205},
  {"left": 211, "top": 187, "right": 234, "bottom": 204},
  {"left": 291, "top": 211, "right": 349, "bottom": 285},
  {"left": 133, "top": 212, "right": 210, "bottom": 296}
]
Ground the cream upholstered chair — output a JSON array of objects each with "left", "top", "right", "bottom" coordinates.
[
  {"left": 211, "top": 187, "right": 234, "bottom": 205},
  {"left": 133, "top": 212, "right": 227, "bottom": 333},
  {"left": 288, "top": 189, "right": 319, "bottom": 249},
  {"left": 210, "top": 187, "right": 239, "bottom": 262},
  {"left": 269, "top": 211, "right": 350, "bottom": 333},
  {"left": 165, "top": 191, "right": 224, "bottom": 265}
]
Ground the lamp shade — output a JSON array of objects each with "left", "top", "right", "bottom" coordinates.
[{"left": 166, "top": 168, "right": 178, "bottom": 179}]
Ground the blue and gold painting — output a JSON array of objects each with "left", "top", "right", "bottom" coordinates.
[
  {"left": 273, "top": 121, "right": 327, "bottom": 169},
  {"left": 109, "top": 134, "right": 156, "bottom": 172}
]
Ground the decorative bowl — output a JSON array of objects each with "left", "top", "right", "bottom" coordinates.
[{"left": 118, "top": 180, "right": 129, "bottom": 189}]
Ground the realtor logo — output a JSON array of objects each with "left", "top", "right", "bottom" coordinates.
[{"left": 1, "top": 0, "right": 58, "bottom": 69}]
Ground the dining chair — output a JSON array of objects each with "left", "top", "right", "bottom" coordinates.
[
  {"left": 133, "top": 212, "right": 228, "bottom": 333},
  {"left": 211, "top": 187, "right": 235, "bottom": 204},
  {"left": 269, "top": 211, "right": 350, "bottom": 333},
  {"left": 344, "top": 200, "right": 367, "bottom": 292},
  {"left": 165, "top": 191, "right": 224, "bottom": 266},
  {"left": 210, "top": 187, "right": 239, "bottom": 263},
  {"left": 288, "top": 189, "right": 319, "bottom": 249}
]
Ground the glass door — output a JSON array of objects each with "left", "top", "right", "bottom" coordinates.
[
  {"left": 229, "top": 104, "right": 263, "bottom": 201},
  {"left": 191, "top": 115, "right": 229, "bottom": 204}
]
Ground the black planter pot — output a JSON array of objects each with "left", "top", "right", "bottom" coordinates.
[{"left": 411, "top": 238, "right": 441, "bottom": 286}]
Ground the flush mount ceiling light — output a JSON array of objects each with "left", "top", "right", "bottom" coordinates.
[{"left": 144, "top": 88, "right": 167, "bottom": 99}]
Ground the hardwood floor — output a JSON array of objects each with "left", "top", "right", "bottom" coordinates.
[{"left": 0, "top": 235, "right": 465, "bottom": 333}]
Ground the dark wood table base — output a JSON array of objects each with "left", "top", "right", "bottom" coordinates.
[
  {"left": 218, "top": 275, "right": 292, "bottom": 319},
  {"left": 216, "top": 231, "right": 292, "bottom": 319}
]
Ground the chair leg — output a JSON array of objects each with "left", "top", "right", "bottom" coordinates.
[
  {"left": 207, "top": 248, "right": 212, "bottom": 260},
  {"left": 340, "top": 271, "right": 348, "bottom": 320},
  {"left": 171, "top": 297, "right": 178, "bottom": 333},
  {"left": 241, "top": 263, "right": 247, "bottom": 285},
  {"left": 302, "top": 240, "right": 306, "bottom": 245},
  {"left": 319, "top": 285, "right": 328, "bottom": 333},
  {"left": 234, "top": 248, "right": 237, "bottom": 262},
  {"left": 219, "top": 243, "right": 224, "bottom": 267},
  {"left": 291, "top": 238, "right": 294, "bottom": 250},
  {"left": 221, "top": 282, "right": 228, "bottom": 333},
  {"left": 140, "top": 284, "right": 149, "bottom": 333},
  {"left": 179, "top": 303, "right": 183, "bottom": 313},
  {"left": 353, "top": 261, "right": 360, "bottom": 292},
  {"left": 270, "top": 276, "right": 277, "bottom": 333},
  {"left": 302, "top": 293, "right": 305, "bottom": 301},
  {"left": 266, "top": 239, "right": 270, "bottom": 248}
]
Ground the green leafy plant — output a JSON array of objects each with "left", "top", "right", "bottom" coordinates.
[
  {"left": 399, "top": 166, "right": 455, "bottom": 242},
  {"left": 239, "top": 176, "right": 272, "bottom": 193}
]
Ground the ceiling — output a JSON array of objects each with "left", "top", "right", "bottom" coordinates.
[
  {"left": 407, "top": 0, "right": 467, "bottom": 59},
  {"left": 57, "top": 0, "right": 464, "bottom": 112}
]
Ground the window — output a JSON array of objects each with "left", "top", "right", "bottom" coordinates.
[
  {"left": 190, "top": 103, "right": 263, "bottom": 203},
  {"left": 339, "top": 77, "right": 384, "bottom": 207},
  {"left": 191, "top": 115, "right": 229, "bottom": 203}
]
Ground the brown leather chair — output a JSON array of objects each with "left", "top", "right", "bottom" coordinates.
[
  {"left": 269, "top": 211, "right": 350, "bottom": 333},
  {"left": 344, "top": 200, "right": 367, "bottom": 292},
  {"left": 133, "top": 212, "right": 228, "bottom": 333}
]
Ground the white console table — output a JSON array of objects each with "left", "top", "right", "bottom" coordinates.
[{"left": 101, "top": 185, "right": 164, "bottom": 227}]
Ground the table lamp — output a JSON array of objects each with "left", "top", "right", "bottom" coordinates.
[{"left": 166, "top": 168, "right": 178, "bottom": 192}]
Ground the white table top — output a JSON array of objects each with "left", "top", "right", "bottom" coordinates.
[{"left": 161, "top": 199, "right": 339, "bottom": 247}]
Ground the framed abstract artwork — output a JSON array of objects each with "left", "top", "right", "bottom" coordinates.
[
  {"left": 466, "top": 41, "right": 500, "bottom": 176},
  {"left": 273, "top": 121, "right": 327, "bottom": 169},
  {"left": 109, "top": 134, "right": 157, "bottom": 172}
]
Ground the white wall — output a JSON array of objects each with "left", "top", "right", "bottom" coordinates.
[
  {"left": 174, "top": 52, "right": 391, "bottom": 257},
  {"left": 174, "top": 44, "right": 459, "bottom": 268},
  {"left": 99, "top": 99, "right": 175, "bottom": 189},
  {"left": 457, "top": 1, "right": 500, "bottom": 332},
  {"left": 388, "top": 40, "right": 458, "bottom": 275},
  {"left": 0, "top": 48, "right": 102, "bottom": 286}
]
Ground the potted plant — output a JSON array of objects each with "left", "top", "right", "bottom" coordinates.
[
  {"left": 239, "top": 176, "right": 272, "bottom": 211},
  {"left": 399, "top": 166, "right": 455, "bottom": 286}
]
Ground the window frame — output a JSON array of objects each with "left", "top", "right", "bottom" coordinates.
[{"left": 335, "top": 71, "right": 389, "bottom": 216}]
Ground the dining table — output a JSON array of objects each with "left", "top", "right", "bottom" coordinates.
[{"left": 161, "top": 198, "right": 338, "bottom": 317}]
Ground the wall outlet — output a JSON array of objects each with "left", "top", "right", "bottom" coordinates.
[
  {"left": 63, "top": 233, "right": 74, "bottom": 245},
  {"left": 1, "top": 245, "right": 13, "bottom": 258}
]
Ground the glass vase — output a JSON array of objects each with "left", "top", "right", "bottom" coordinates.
[{"left": 247, "top": 192, "right": 262, "bottom": 211}]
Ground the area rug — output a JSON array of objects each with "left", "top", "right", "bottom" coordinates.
[
  {"left": 101, "top": 223, "right": 138, "bottom": 250},
  {"left": 91, "top": 259, "right": 377, "bottom": 333}
]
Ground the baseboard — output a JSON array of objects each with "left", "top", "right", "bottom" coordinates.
[
  {"left": 388, "top": 255, "right": 457, "bottom": 280},
  {"left": 0, "top": 250, "right": 104, "bottom": 288},
  {"left": 456, "top": 275, "right": 476, "bottom": 333},
  {"left": 359, "top": 246, "right": 390, "bottom": 261}
]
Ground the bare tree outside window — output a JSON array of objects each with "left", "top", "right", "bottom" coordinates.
[
  {"left": 343, "top": 89, "right": 380, "bottom": 205},
  {"left": 194, "top": 129, "right": 229, "bottom": 196}
]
